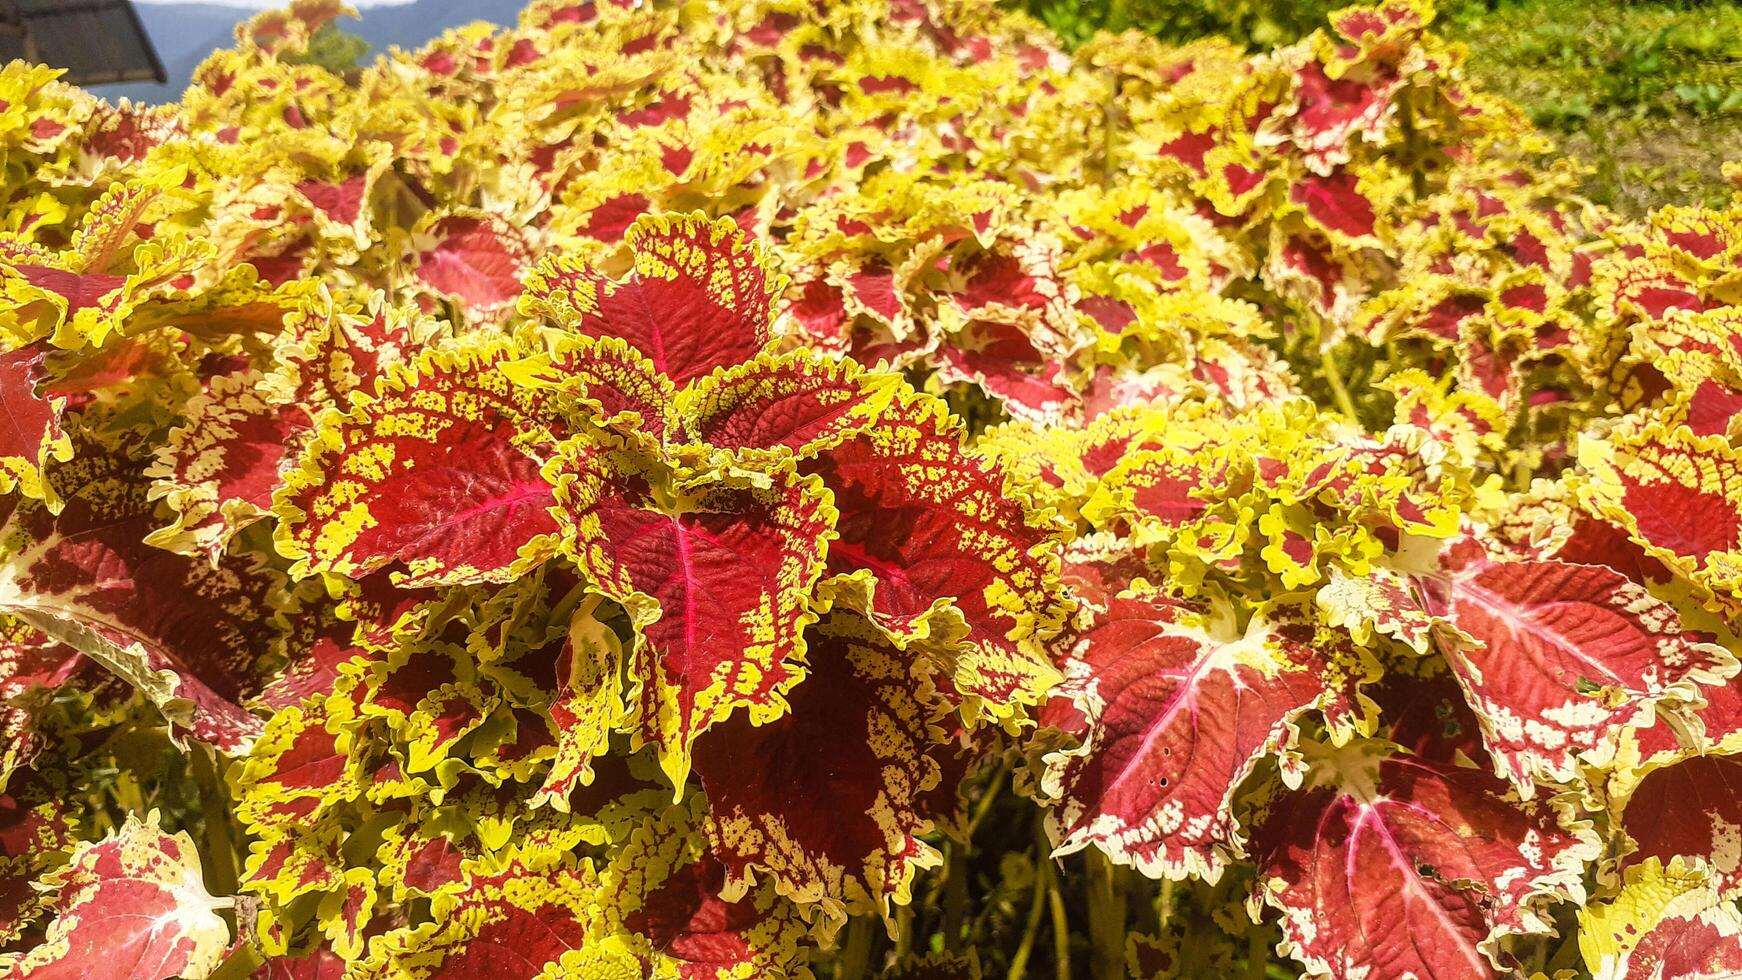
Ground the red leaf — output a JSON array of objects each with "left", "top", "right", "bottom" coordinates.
[
  {"left": 1580, "top": 859, "right": 1742, "bottom": 980},
  {"left": 296, "top": 173, "right": 369, "bottom": 227},
  {"left": 1621, "top": 754, "right": 1742, "bottom": 897},
  {"left": 274, "top": 341, "right": 563, "bottom": 587},
  {"left": 360, "top": 858, "right": 598, "bottom": 978},
  {"left": 0, "top": 814, "right": 230, "bottom": 980},
  {"left": 1042, "top": 594, "right": 1374, "bottom": 878},
  {"left": 147, "top": 370, "right": 300, "bottom": 559},
  {"left": 674, "top": 351, "right": 901, "bottom": 461},
  {"left": 509, "top": 335, "right": 674, "bottom": 448},
  {"left": 413, "top": 213, "right": 530, "bottom": 311},
  {"left": 520, "top": 212, "right": 783, "bottom": 385},
  {"left": 0, "top": 347, "right": 61, "bottom": 468},
  {"left": 551, "top": 446, "right": 833, "bottom": 785},
  {"left": 694, "top": 612, "right": 957, "bottom": 915},
  {"left": 1, "top": 452, "right": 283, "bottom": 750},
  {"left": 1418, "top": 549, "right": 1734, "bottom": 791},
  {"left": 1250, "top": 741, "right": 1596, "bottom": 980},
  {"left": 804, "top": 395, "right": 1066, "bottom": 713},
  {"left": 1290, "top": 169, "right": 1378, "bottom": 240},
  {"left": 622, "top": 853, "right": 796, "bottom": 978}
]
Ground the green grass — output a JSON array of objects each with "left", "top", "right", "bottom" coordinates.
[
  {"left": 1441, "top": 0, "right": 1742, "bottom": 215},
  {"left": 1018, "top": 0, "right": 1742, "bottom": 216},
  {"left": 1019, "top": 0, "right": 1344, "bottom": 49}
]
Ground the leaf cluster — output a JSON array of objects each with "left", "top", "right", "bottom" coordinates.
[{"left": 0, "top": 0, "right": 1740, "bottom": 978}]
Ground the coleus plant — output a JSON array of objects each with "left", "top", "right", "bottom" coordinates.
[{"left": 1, "top": 0, "right": 1742, "bottom": 976}]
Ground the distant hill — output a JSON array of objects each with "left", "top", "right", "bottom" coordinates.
[
  {"left": 92, "top": 3, "right": 244, "bottom": 103},
  {"left": 90, "top": 0, "right": 528, "bottom": 104},
  {"left": 342, "top": 0, "right": 528, "bottom": 51}
]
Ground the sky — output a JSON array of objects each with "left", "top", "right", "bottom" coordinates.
[{"left": 135, "top": 0, "right": 413, "bottom": 6}]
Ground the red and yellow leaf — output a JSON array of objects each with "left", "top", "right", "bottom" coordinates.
[
  {"left": 505, "top": 335, "right": 676, "bottom": 451},
  {"left": 805, "top": 395, "right": 1068, "bottom": 718},
  {"left": 549, "top": 441, "right": 834, "bottom": 787},
  {"left": 1617, "top": 754, "right": 1742, "bottom": 899},
  {"left": 411, "top": 211, "right": 531, "bottom": 314},
  {"left": 0, "top": 812, "right": 230, "bottom": 980},
  {"left": 693, "top": 611, "right": 957, "bottom": 917},
  {"left": 531, "top": 596, "right": 628, "bottom": 812},
  {"left": 1580, "top": 859, "right": 1742, "bottom": 980},
  {"left": 598, "top": 797, "right": 810, "bottom": 979},
  {"left": 350, "top": 856, "right": 624, "bottom": 979},
  {"left": 273, "top": 340, "right": 564, "bottom": 588},
  {"left": 0, "top": 451, "right": 283, "bottom": 750},
  {"left": 519, "top": 211, "right": 785, "bottom": 385},
  {"left": 1041, "top": 592, "right": 1377, "bottom": 880},
  {"left": 0, "top": 346, "right": 70, "bottom": 505},
  {"left": 1417, "top": 542, "right": 1735, "bottom": 792},
  {"left": 674, "top": 350, "right": 903, "bottom": 466},
  {"left": 1249, "top": 739, "right": 1598, "bottom": 980},
  {"left": 146, "top": 369, "right": 301, "bottom": 559},
  {"left": 1580, "top": 422, "right": 1742, "bottom": 602}
]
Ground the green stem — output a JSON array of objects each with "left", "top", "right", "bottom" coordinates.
[
  {"left": 1247, "top": 927, "right": 1268, "bottom": 980},
  {"left": 111, "top": 770, "right": 143, "bottom": 828},
  {"left": 1545, "top": 931, "right": 1583, "bottom": 974},
  {"left": 837, "top": 916, "right": 875, "bottom": 980},
  {"left": 964, "top": 766, "right": 1006, "bottom": 841},
  {"left": 1507, "top": 396, "right": 1535, "bottom": 489},
  {"left": 1047, "top": 876, "right": 1071, "bottom": 980},
  {"left": 1190, "top": 872, "right": 1235, "bottom": 976},
  {"left": 1007, "top": 860, "right": 1050, "bottom": 980},
  {"left": 943, "top": 842, "right": 968, "bottom": 953},
  {"left": 1033, "top": 816, "right": 1071, "bottom": 980},
  {"left": 1320, "top": 343, "right": 1361, "bottom": 421},
  {"left": 1084, "top": 850, "right": 1125, "bottom": 980},
  {"left": 190, "top": 746, "right": 240, "bottom": 899},
  {"left": 1399, "top": 94, "right": 1428, "bottom": 200},
  {"left": 545, "top": 578, "right": 593, "bottom": 633}
]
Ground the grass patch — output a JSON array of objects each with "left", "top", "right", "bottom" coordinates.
[
  {"left": 1018, "top": 0, "right": 1742, "bottom": 216},
  {"left": 1441, "top": 0, "right": 1742, "bottom": 215}
]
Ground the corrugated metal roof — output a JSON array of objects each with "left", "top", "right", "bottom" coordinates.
[{"left": 0, "top": 0, "right": 166, "bottom": 86}]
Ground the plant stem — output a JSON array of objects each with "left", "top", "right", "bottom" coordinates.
[
  {"left": 944, "top": 842, "right": 968, "bottom": 953},
  {"left": 1033, "top": 815, "right": 1071, "bottom": 980},
  {"left": 1247, "top": 926, "right": 1268, "bottom": 980},
  {"left": 1320, "top": 343, "right": 1361, "bottom": 421},
  {"left": 1047, "top": 874, "right": 1071, "bottom": 980},
  {"left": 838, "top": 916, "right": 875, "bottom": 980},
  {"left": 190, "top": 745, "right": 239, "bottom": 899},
  {"left": 1084, "top": 850, "right": 1125, "bottom": 980},
  {"left": 112, "top": 770, "right": 144, "bottom": 826},
  {"left": 545, "top": 578, "right": 593, "bottom": 633},
  {"left": 1545, "top": 931, "right": 1583, "bottom": 974},
  {"left": 1529, "top": 934, "right": 1551, "bottom": 975},
  {"left": 964, "top": 766, "right": 1005, "bottom": 840},
  {"left": 1507, "top": 396, "right": 1535, "bottom": 489},
  {"left": 1007, "top": 860, "right": 1049, "bottom": 980},
  {"left": 1399, "top": 93, "right": 1428, "bottom": 200}
]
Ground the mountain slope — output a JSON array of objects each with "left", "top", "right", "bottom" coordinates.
[
  {"left": 345, "top": 0, "right": 527, "bottom": 52},
  {"left": 91, "top": 3, "right": 247, "bottom": 103}
]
